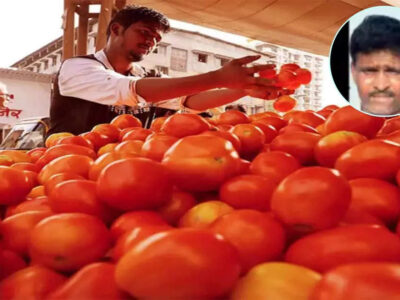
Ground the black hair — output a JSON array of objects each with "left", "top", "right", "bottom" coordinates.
[
  {"left": 225, "top": 104, "right": 247, "bottom": 113},
  {"left": 106, "top": 5, "right": 170, "bottom": 38},
  {"left": 350, "top": 15, "right": 400, "bottom": 64}
]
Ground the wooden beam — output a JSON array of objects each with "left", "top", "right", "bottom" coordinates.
[
  {"left": 115, "top": 0, "right": 126, "bottom": 10},
  {"left": 63, "top": 0, "right": 75, "bottom": 60},
  {"left": 77, "top": 4, "right": 89, "bottom": 55},
  {"left": 96, "top": 0, "right": 113, "bottom": 51}
]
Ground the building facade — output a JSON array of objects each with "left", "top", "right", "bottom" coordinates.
[{"left": 11, "top": 23, "right": 324, "bottom": 114}]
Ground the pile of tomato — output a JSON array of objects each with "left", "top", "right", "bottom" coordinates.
[{"left": 1, "top": 102, "right": 400, "bottom": 299}]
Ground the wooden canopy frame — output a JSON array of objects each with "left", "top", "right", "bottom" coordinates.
[{"left": 62, "top": 0, "right": 126, "bottom": 60}]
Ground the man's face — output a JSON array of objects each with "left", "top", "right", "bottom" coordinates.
[
  {"left": 351, "top": 50, "right": 400, "bottom": 116},
  {"left": 118, "top": 21, "right": 162, "bottom": 62}
]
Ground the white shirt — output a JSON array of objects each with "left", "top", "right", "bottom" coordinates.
[{"left": 58, "top": 50, "right": 194, "bottom": 112}]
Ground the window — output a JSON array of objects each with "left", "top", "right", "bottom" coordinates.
[
  {"left": 197, "top": 53, "right": 208, "bottom": 63},
  {"left": 43, "top": 60, "right": 48, "bottom": 70},
  {"left": 156, "top": 65, "right": 169, "bottom": 75},
  {"left": 156, "top": 45, "right": 167, "bottom": 55},
  {"left": 216, "top": 56, "right": 230, "bottom": 66},
  {"left": 52, "top": 56, "right": 57, "bottom": 66},
  {"left": 171, "top": 48, "right": 187, "bottom": 72}
]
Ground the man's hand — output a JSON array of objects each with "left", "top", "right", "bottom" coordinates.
[
  {"left": 244, "top": 85, "right": 281, "bottom": 100},
  {"left": 214, "top": 55, "right": 276, "bottom": 90}
]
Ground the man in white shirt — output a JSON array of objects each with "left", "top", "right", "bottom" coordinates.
[
  {"left": 350, "top": 15, "right": 400, "bottom": 116},
  {"left": 49, "top": 5, "right": 277, "bottom": 135}
]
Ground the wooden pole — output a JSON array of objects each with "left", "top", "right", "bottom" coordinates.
[
  {"left": 63, "top": 0, "right": 75, "bottom": 60},
  {"left": 115, "top": 0, "right": 126, "bottom": 10},
  {"left": 96, "top": 0, "right": 113, "bottom": 51},
  {"left": 77, "top": 4, "right": 89, "bottom": 55}
]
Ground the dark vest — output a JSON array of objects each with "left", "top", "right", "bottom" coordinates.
[{"left": 47, "top": 55, "right": 175, "bottom": 136}]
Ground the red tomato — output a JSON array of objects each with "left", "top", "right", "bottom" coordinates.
[
  {"left": 296, "top": 68, "right": 312, "bottom": 84},
  {"left": 286, "top": 111, "right": 325, "bottom": 128},
  {"left": 121, "top": 128, "right": 153, "bottom": 142},
  {"left": 271, "top": 167, "right": 351, "bottom": 233},
  {"left": 26, "top": 147, "right": 46, "bottom": 163},
  {"left": 251, "top": 122, "right": 278, "bottom": 143},
  {"left": 110, "top": 211, "right": 169, "bottom": 241},
  {"left": 279, "top": 123, "right": 319, "bottom": 135},
  {"left": 285, "top": 225, "right": 400, "bottom": 272},
  {"left": 347, "top": 178, "right": 400, "bottom": 226},
  {"left": 0, "top": 248, "right": 26, "bottom": 281},
  {"left": 201, "top": 129, "right": 242, "bottom": 153},
  {"left": 113, "top": 140, "right": 143, "bottom": 158},
  {"left": 270, "top": 132, "right": 321, "bottom": 165},
  {"left": 162, "top": 135, "right": 241, "bottom": 191},
  {"left": 314, "top": 131, "right": 367, "bottom": 167},
  {"left": 211, "top": 210, "right": 286, "bottom": 272},
  {"left": 38, "top": 154, "right": 93, "bottom": 184},
  {"left": 217, "top": 110, "right": 250, "bottom": 125},
  {"left": 115, "top": 229, "right": 241, "bottom": 299},
  {"left": 97, "top": 158, "right": 172, "bottom": 211},
  {"left": 158, "top": 191, "right": 197, "bottom": 226},
  {"left": 335, "top": 139, "right": 400, "bottom": 180},
  {"left": 141, "top": 134, "right": 179, "bottom": 162},
  {"left": 230, "top": 123, "right": 266, "bottom": 159},
  {"left": 255, "top": 116, "right": 287, "bottom": 131},
  {"left": 55, "top": 135, "right": 94, "bottom": 149},
  {"left": 250, "top": 151, "right": 301, "bottom": 183},
  {"left": 48, "top": 179, "right": 117, "bottom": 224},
  {"left": 44, "top": 172, "right": 85, "bottom": 195},
  {"left": 273, "top": 95, "right": 297, "bottom": 112},
  {"left": 29, "top": 213, "right": 111, "bottom": 272},
  {"left": 161, "top": 113, "right": 211, "bottom": 138},
  {"left": 10, "top": 196, "right": 52, "bottom": 216},
  {"left": 341, "top": 209, "right": 385, "bottom": 227},
  {"left": 377, "top": 116, "right": 400, "bottom": 135},
  {"left": 311, "top": 263, "right": 400, "bottom": 300},
  {"left": 92, "top": 123, "right": 120, "bottom": 142},
  {"left": 88, "top": 151, "right": 121, "bottom": 181},
  {"left": 0, "top": 266, "right": 66, "bottom": 299},
  {"left": 80, "top": 131, "right": 112, "bottom": 151},
  {"left": 219, "top": 174, "right": 278, "bottom": 211},
  {"left": 324, "top": 106, "right": 384, "bottom": 138},
  {"left": 47, "top": 262, "right": 128, "bottom": 300},
  {"left": 178, "top": 201, "right": 234, "bottom": 229},
  {"left": 0, "top": 166, "right": 33, "bottom": 205},
  {"left": 11, "top": 162, "right": 39, "bottom": 173},
  {"left": 111, "top": 114, "right": 142, "bottom": 129},
  {"left": 1, "top": 211, "right": 53, "bottom": 257}
]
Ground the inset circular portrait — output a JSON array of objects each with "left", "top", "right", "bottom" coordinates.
[{"left": 330, "top": 5, "right": 400, "bottom": 117}]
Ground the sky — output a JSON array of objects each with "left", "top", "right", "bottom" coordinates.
[{"left": 0, "top": 0, "right": 347, "bottom": 106}]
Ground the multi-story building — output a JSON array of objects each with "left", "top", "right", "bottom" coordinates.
[{"left": 11, "top": 22, "right": 324, "bottom": 114}]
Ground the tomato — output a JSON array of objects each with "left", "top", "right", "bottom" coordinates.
[
  {"left": 80, "top": 131, "right": 112, "bottom": 151},
  {"left": 97, "top": 143, "right": 119, "bottom": 156},
  {"left": 36, "top": 144, "right": 96, "bottom": 170},
  {"left": 285, "top": 111, "right": 325, "bottom": 128},
  {"left": 38, "top": 154, "right": 94, "bottom": 184},
  {"left": 97, "top": 158, "right": 172, "bottom": 211},
  {"left": 231, "top": 262, "right": 321, "bottom": 300},
  {"left": 0, "top": 167, "right": 33, "bottom": 205},
  {"left": 110, "top": 211, "right": 169, "bottom": 241},
  {"left": 270, "top": 132, "right": 321, "bottom": 165},
  {"left": 113, "top": 140, "right": 143, "bottom": 157},
  {"left": 335, "top": 139, "right": 400, "bottom": 180},
  {"left": 251, "top": 122, "right": 278, "bottom": 143},
  {"left": 377, "top": 128, "right": 400, "bottom": 144},
  {"left": 271, "top": 167, "right": 351, "bottom": 234},
  {"left": 112, "top": 225, "right": 172, "bottom": 261},
  {"left": 30, "top": 213, "right": 111, "bottom": 272},
  {"left": 48, "top": 179, "right": 116, "bottom": 224},
  {"left": 161, "top": 113, "right": 211, "bottom": 138},
  {"left": 217, "top": 124, "right": 233, "bottom": 131},
  {"left": 296, "top": 68, "right": 312, "bottom": 84},
  {"left": 45, "top": 132, "right": 74, "bottom": 148},
  {"left": 250, "top": 151, "right": 301, "bottom": 183},
  {"left": 201, "top": 129, "right": 242, "bottom": 153},
  {"left": 26, "top": 185, "right": 46, "bottom": 199},
  {"left": 347, "top": 178, "right": 400, "bottom": 226},
  {"left": 230, "top": 124, "right": 266, "bottom": 159},
  {"left": 11, "top": 162, "right": 39, "bottom": 173},
  {"left": 324, "top": 106, "right": 384, "bottom": 138},
  {"left": 341, "top": 209, "right": 385, "bottom": 227},
  {"left": 26, "top": 147, "right": 46, "bottom": 163},
  {"left": 150, "top": 116, "right": 168, "bottom": 132},
  {"left": 259, "top": 68, "right": 277, "bottom": 79},
  {"left": 211, "top": 210, "right": 286, "bottom": 272},
  {"left": 273, "top": 95, "right": 297, "bottom": 112},
  {"left": 88, "top": 151, "right": 121, "bottom": 181},
  {"left": 316, "top": 109, "right": 334, "bottom": 119},
  {"left": 217, "top": 110, "right": 250, "bottom": 125},
  {"left": 255, "top": 116, "right": 287, "bottom": 131},
  {"left": 158, "top": 191, "right": 197, "bottom": 226},
  {"left": 178, "top": 200, "right": 234, "bottom": 228},
  {"left": 47, "top": 262, "right": 128, "bottom": 300},
  {"left": 277, "top": 69, "right": 298, "bottom": 88},
  {"left": 111, "top": 114, "right": 142, "bottom": 129},
  {"left": 219, "top": 174, "right": 278, "bottom": 211},
  {"left": 91, "top": 123, "right": 120, "bottom": 142},
  {"left": 285, "top": 225, "right": 400, "bottom": 272},
  {"left": 121, "top": 127, "right": 153, "bottom": 142},
  {"left": 249, "top": 111, "right": 280, "bottom": 122},
  {"left": 279, "top": 123, "right": 319, "bottom": 135},
  {"left": 0, "top": 265, "right": 66, "bottom": 299},
  {"left": 10, "top": 196, "right": 52, "bottom": 216},
  {"left": 377, "top": 116, "right": 400, "bottom": 135},
  {"left": 44, "top": 172, "right": 85, "bottom": 195},
  {"left": 1, "top": 211, "right": 53, "bottom": 257},
  {"left": 115, "top": 229, "right": 241, "bottom": 299},
  {"left": 55, "top": 135, "right": 94, "bottom": 149},
  {"left": 314, "top": 131, "right": 367, "bottom": 167},
  {"left": 0, "top": 248, "right": 26, "bottom": 281},
  {"left": 311, "top": 263, "right": 400, "bottom": 300},
  {"left": 162, "top": 135, "right": 241, "bottom": 191},
  {"left": 141, "top": 134, "right": 178, "bottom": 162}
]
